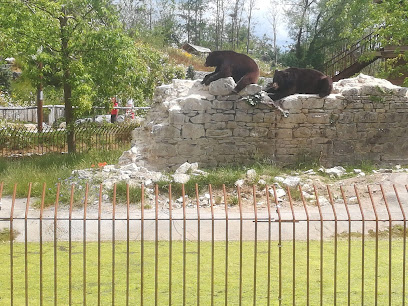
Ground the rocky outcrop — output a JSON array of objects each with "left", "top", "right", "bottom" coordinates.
[{"left": 120, "top": 74, "right": 408, "bottom": 170}]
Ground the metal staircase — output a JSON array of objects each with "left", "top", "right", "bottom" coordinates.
[{"left": 321, "top": 32, "right": 383, "bottom": 81}]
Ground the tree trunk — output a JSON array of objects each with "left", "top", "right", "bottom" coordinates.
[{"left": 59, "top": 10, "right": 76, "bottom": 153}]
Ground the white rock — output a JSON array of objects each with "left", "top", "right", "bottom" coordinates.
[
  {"left": 348, "top": 196, "right": 358, "bottom": 204},
  {"left": 378, "top": 168, "right": 393, "bottom": 173},
  {"left": 102, "top": 165, "right": 115, "bottom": 172},
  {"left": 190, "top": 162, "right": 199, "bottom": 171},
  {"left": 317, "top": 196, "right": 330, "bottom": 206},
  {"left": 353, "top": 169, "right": 362, "bottom": 174},
  {"left": 172, "top": 173, "right": 190, "bottom": 184},
  {"left": 303, "top": 169, "right": 316, "bottom": 175},
  {"left": 269, "top": 188, "right": 286, "bottom": 199},
  {"left": 246, "top": 169, "right": 257, "bottom": 181},
  {"left": 282, "top": 176, "right": 301, "bottom": 188},
  {"left": 175, "top": 162, "right": 192, "bottom": 174},
  {"left": 302, "top": 191, "right": 314, "bottom": 200},
  {"left": 274, "top": 176, "right": 285, "bottom": 184},
  {"left": 258, "top": 179, "right": 267, "bottom": 186},
  {"left": 235, "top": 179, "right": 245, "bottom": 187},
  {"left": 238, "top": 84, "right": 262, "bottom": 96},
  {"left": 208, "top": 77, "right": 236, "bottom": 96},
  {"left": 325, "top": 166, "right": 347, "bottom": 177},
  {"left": 301, "top": 183, "right": 312, "bottom": 192}
]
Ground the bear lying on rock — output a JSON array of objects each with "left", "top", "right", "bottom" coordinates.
[
  {"left": 266, "top": 68, "right": 333, "bottom": 101},
  {"left": 201, "top": 50, "right": 260, "bottom": 93}
]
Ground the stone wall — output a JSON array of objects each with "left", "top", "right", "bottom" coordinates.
[{"left": 121, "top": 74, "right": 408, "bottom": 170}]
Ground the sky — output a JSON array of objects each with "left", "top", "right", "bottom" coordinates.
[{"left": 252, "top": 0, "right": 291, "bottom": 48}]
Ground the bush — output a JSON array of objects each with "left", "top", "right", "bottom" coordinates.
[{"left": 0, "top": 65, "right": 12, "bottom": 93}]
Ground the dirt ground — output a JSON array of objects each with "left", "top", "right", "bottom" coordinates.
[{"left": 0, "top": 172, "right": 407, "bottom": 242}]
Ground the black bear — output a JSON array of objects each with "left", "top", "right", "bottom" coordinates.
[
  {"left": 266, "top": 68, "right": 333, "bottom": 101},
  {"left": 201, "top": 50, "right": 260, "bottom": 93}
]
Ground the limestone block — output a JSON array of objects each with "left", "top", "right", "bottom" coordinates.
[
  {"left": 280, "top": 96, "right": 302, "bottom": 110},
  {"left": 226, "top": 121, "right": 238, "bottom": 129},
  {"left": 190, "top": 113, "right": 211, "bottom": 124},
  {"left": 341, "top": 88, "right": 359, "bottom": 96},
  {"left": 204, "top": 122, "right": 226, "bottom": 129},
  {"left": 178, "top": 143, "right": 207, "bottom": 156},
  {"left": 238, "top": 84, "right": 262, "bottom": 96},
  {"left": 212, "top": 113, "right": 235, "bottom": 122},
  {"left": 250, "top": 128, "right": 269, "bottom": 137},
  {"left": 150, "top": 143, "right": 177, "bottom": 157},
  {"left": 169, "top": 111, "right": 186, "bottom": 125},
  {"left": 353, "top": 112, "right": 378, "bottom": 123},
  {"left": 282, "top": 113, "right": 307, "bottom": 124},
  {"left": 173, "top": 173, "right": 190, "bottom": 184},
  {"left": 235, "top": 112, "right": 253, "bottom": 122},
  {"left": 293, "top": 127, "right": 311, "bottom": 138},
  {"left": 324, "top": 97, "right": 344, "bottom": 110},
  {"left": 217, "top": 94, "right": 240, "bottom": 101},
  {"left": 151, "top": 124, "right": 181, "bottom": 139},
  {"left": 252, "top": 112, "right": 265, "bottom": 123},
  {"left": 302, "top": 97, "right": 325, "bottom": 109},
  {"left": 276, "top": 128, "right": 292, "bottom": 138},
  {"left": 264, "top": 113, "right": 277, "bottom": 123},
  {"left": 236, "top": 100, "right": 257, "bottom": 110},
  {"left": 209, "top": 77, "right": 236, "bottom": 96},
  {"left": 307, "top": 113, "right": 330, "bottom": 124},
  {"left": 212, "top": 100, "right": 234, "bottom": 110},
  {"left": 233, "top": 128, "right": 250, "bottom": 137},
  {"left": 206, "top": 129, "right": 232, "bottom": 137},
  {"left": 177, "top": 95, "right": 212, "bottom": 111},
  {"left": 182, "top": 123, "right": 205, "bottom": 139}
]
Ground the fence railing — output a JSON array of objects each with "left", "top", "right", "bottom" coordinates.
[
  {"left": 0, "top": 182, "right": 407, "bottom": 304},
  {"left": 0, "top": 123, "right": 139, "bottom": 157},
  {"left": 0, "top": 105, "right": 150, "bottom": 126},
  {"left": 321, "top": 32, "right": 382, "bottom": 80}
]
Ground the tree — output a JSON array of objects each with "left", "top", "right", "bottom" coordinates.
[
  {"left": 281, "top": 0, "right": 374, "bottom": 68},
  {"left": 0, "top": 0, "right": 183, "bottom": 153},
  {"left": 246, "top": 0, "right": 257, "bottom": 54},
  {"left": 266, "top": 0, "right": 281, "bottom": 67}
]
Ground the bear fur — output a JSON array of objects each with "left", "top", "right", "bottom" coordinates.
[
  {"left": 201, "top": 50, "right": 260, "bottom": 93},
  {"left": 266, "top": 68, "right": 333, "bottom": 101}
]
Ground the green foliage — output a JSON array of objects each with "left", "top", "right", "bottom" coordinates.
[
  {"left": 0, "top": 0, "right": 186, "bottom": 135},
  {"left": 0, "top": 228, "right": 19, "bottom": 242},
  {"left": 112, "top": 181, "right": 144, "bottom": 205},
  {"left": 0, "top": 239, "right": 406, "bottom": 304},
  {"left": 0, "top": 65, "right": 12, "bottom": 93},
  {"left": 0, "top": 150, "right": 123, "bottom": 205},
  {"left": 186, "top": 65, "right": 195, "bottom": 80},
  {"left": 242, "top": 92, "right": 263, "bottom": 107}
]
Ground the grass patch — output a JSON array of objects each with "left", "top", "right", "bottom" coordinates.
[
  {"left": 0, "top": 239, "right": 406, "bottom": 304},
  {"left": 0, "top": 150, "right": 123, "bottom": 206},
  {"left": 111, "top": 181, "right": 144, "bottom": 205},
  {"left": 0, "top": 228, "right": 19, "bottom": 242}
]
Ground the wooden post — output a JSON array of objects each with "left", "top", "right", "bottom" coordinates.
[{"left": 37, "top": 62, "right": 43, "bottom": 132}]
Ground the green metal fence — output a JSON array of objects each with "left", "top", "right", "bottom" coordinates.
[{"left": 0, "top": 123, "right": 138, "bottom": 156}]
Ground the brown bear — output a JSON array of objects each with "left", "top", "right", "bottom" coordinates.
[
  {"left": 266, "top": 68, "right": 333, "bottom": 101},
  {"left": 201, "top": 50, "right": 260, "bottom": 93}
]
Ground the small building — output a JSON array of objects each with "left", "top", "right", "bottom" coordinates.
[{"left": 182, "top": 43, "right": 211, "bottom": 56}]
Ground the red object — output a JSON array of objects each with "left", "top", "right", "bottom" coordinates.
[{"left": 111, "top": 101, "right": 118, "bottom": 115}]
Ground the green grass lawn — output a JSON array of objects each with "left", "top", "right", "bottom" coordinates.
[{"left": 0, "top": 239, "right": 407, "bottom": 305}]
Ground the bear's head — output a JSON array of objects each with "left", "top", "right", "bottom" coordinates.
[
  {"left": 271, "top": 69, "right": 293, "bottom": 90},
  {"left": 204, "top": 51, "right": 222, "bottom": 67}
]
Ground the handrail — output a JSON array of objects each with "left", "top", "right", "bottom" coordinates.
[{"left": 321, "top": 31, "right": 381, "bottom": 78}]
